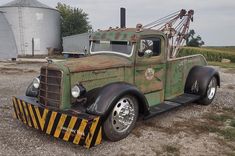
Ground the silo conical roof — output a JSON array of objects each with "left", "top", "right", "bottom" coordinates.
[{"left": 0, "top": 0, "right": 56, "bottom": 10}]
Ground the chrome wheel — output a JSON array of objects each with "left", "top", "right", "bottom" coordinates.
[
  {"left": 103, "top": 95, "right": 138, "bottom": 141},
  {"left": 111, "top": 97, "right": 135, "bottom": 133},
  {"left": 207, "top": 77, "right": 217, "bottom": 100}
]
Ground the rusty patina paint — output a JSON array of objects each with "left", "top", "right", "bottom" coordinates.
[
  {"left": 122, "top": 34, "right": 128, "bottom": 40},
  {"left": 60, "top": 55, "right": 132, "bottom": 73},
  {"left": 71, "top": 68, "right": 125, "bottom": 91},
  {"left": 115, "top": 32, "right": 121, "bottom": 40},
  {"left": 164, "top": 55, "right": 207, "bottom": 100},
  {"left": 91, "top": 28, "right": 163, "bottom": 42}
]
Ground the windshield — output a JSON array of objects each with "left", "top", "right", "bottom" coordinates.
[{"left": 90, "top": 40, "right": 133, "bottom": 57}]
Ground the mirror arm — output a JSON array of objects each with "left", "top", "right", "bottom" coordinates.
[{"left": 138, "top": 50, "right": 144, "bottom": 57}]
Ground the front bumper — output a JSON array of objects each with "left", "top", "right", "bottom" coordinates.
[{"left": 12, "top": 96, "right": 102, "bottom": 148}]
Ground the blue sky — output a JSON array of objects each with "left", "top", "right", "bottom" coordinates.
[{"left": 1, "top": 0, "right": 235, "bottom": 46}]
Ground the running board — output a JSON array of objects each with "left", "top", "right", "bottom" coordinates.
[
  {"left": 167, "top": 93, "right": 200, "bottom": 104},
  {"left": 144, "top": 94, "right": 201, "bottom": 120}
]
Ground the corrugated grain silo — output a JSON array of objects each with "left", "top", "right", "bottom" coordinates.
[
  {"left": 0, "top": 0, "right": 61, "bottom": 58},
  {"left": 0, "top": 11, "right": 17, "bottom": 59}
]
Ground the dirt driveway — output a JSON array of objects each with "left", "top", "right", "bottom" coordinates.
[{"left": 0, "top": 61, "right": 234, "bottom": 156}]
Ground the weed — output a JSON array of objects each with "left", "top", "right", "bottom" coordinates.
[
  {"left": 196, "top": 124, "right": 235, "bottom": 141},
  {"left": 220, "top": 128, "right": 235, "bottom": 141},
  {"left": 225, "top": 152, "right": 235, "bottom": 156},
  {"left": 208, "top": 62, "right": 235, "bottom": 69},
  {"left": 204, "top": 113, "right": 235, "bottom": 141},
  {"left": 131, "top": 128, "right": 142, "bottom": 138},
  {"left": 223, "top": 108, "right": 235, "bottom": 114},
  {"left": 195, "top": 124, "right": 220, "bottom": 133},
  {"left": 163, "top": 145, "right": 180, "bottom": 156},
  {"left": 206, "top": 114, "right": 233, "bottom": 122},
  {"left": 230, "top": 120, "right": 235, "bottom": 128}
]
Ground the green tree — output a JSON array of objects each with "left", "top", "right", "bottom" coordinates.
[
  {"left": 56, "top": 3, "right": 92, "bottom": 37},
  {"left": 186, "top": 29, "right": 205, "bottom": 47}
]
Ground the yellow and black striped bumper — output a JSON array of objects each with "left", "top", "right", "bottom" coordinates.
[{"left": 12, "top": 96, "right": 102, "bottom": 148}]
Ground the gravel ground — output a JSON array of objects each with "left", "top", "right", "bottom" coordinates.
[{"left": 0, "top": 62, "right": 234, "bottom": 156}]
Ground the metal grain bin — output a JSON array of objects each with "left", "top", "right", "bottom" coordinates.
[
  {"left": 0, "top": 0, "right": 61, "bottom": 57},
  {"left": 0, "top": 11, "right": 17, "bottom": 59}
]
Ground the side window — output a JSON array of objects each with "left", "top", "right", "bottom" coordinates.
[{"left": 139, "top": 37, "right": 161, "bottom": 57}]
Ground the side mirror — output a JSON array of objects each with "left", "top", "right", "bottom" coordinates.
[
  {"left": 144, "top": 49, "right": 153, "bottom": 57},
  {"left": 138, "top": 49, "right": 153, "bottom": 57}
]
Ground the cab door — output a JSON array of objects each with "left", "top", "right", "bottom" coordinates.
[{"left": 134, "top": 36, "right": 166, "bottom": 106}]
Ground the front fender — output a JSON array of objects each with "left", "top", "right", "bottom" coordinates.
[{"left": 86, "top": 82, "right": 149, "bottom": 118}]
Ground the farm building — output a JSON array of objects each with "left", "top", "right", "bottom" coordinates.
[
  {"left": 63, "top": 33, "right": 91, "bottom": 54},
  {"left": 0, "top": 0, "right": 61, "bottom": 59}
]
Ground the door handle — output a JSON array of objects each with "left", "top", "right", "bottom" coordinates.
[{"left": 92, "top": 70, "right": 107, "bottom": 74}]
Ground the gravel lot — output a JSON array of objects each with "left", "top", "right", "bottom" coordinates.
[{"left": 0, "top": 61, "right": 234, "bottom": 156}]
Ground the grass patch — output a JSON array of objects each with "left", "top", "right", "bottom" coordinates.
[
  {"left": 220, "top": 129, "right": 235, "bottom": 141},
  {"left": 163, "top": 145, "right": 180, "bottom": 156},
  {"left": 204, "top": 113, "right": 235, "bottom": 141},
  {"left": 223, "top": 108, "right": 235, "bottom": 114},
  {"left": 208, "top": 61, "right": 235, "bottom": 69},
  {"left": 230, "top": 120, "right": 235, "bottom": 128},
  {"left": 195, "top": 124, "right": 221, "bottom": 133},
  {"left": 226, "top": 152, "right": 235, "bottom": 156},
  {"left": 206, "top": 114, "right": 233, "bottom": 122},
  {"left": 194, "top": 124, "right": 235, "bottom": 141}
]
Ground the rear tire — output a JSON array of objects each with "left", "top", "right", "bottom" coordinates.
[
  {"left": 198, "top": 76, "right": 217, "bottom": 105},
  {"left": 103, "top": 95, "right": 139, "bottom": 142}
]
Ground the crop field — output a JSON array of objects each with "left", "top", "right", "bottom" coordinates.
[
  {"left": 179, "top": 46, "right": 235, "bottom": 63},
  {"left": 204, "top": 46, "right": 235, "bottom": 53}
]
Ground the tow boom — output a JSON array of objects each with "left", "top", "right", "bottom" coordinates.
[{"left": 143, "top": 9, "right": 194, "bottom": 58}]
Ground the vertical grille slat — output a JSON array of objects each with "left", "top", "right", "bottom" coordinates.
[{"left": 39, "top": 67, "right": 62, "bottom": 108}]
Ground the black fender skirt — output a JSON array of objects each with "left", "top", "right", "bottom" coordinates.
[{"left": 185, "top": 66, "right": 220, "bottom": 96}]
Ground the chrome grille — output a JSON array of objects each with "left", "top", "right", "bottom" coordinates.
[{"left": 39, "top": 67, "right": 62, "bottom": 108}]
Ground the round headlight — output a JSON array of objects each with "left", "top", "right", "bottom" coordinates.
[
  {"left": 71, "top": 85, "right": 81, "bottom": 98},
  {"left": 33, "top": 78, "right": 40, "bottom": 89}
]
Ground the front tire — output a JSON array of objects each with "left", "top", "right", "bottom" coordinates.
[
  {"left": 198, "top": 76, "right": 217, "bottom": 105},
  {"left": 103, "top": 95, "right": 139, "bottom": 142}
]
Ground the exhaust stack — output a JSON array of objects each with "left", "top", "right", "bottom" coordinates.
[{"left": 120, "top": 8, "right": 126, "bottom": 28}]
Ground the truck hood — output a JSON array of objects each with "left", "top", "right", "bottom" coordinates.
[{"left": 60, "top": 54, "right": 132, "bottom": 73}]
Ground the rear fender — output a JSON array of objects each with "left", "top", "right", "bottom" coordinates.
[{"left": 185, "top": 66, "right": 220, "bottom": 96}]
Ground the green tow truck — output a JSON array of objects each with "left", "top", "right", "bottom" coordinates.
[{"left": 12, "top": 10, "right": 220, "bottom": 148}]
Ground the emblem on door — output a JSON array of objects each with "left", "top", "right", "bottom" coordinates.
[{"left": 145, "top": 68, "right": 155, "bottom": 80}]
